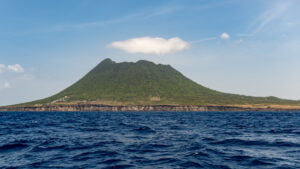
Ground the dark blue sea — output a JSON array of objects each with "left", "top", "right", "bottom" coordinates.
[{"left": 1, "top": 111, "right": 300, "bottom": 169}]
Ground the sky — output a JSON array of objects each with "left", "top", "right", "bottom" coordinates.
[{"left": 1, "top": 0, "right": 300, "bottom": 106}]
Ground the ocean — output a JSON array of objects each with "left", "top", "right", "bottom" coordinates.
[{"left": 0, "top": 111, "right": 300, "bottom": 169}]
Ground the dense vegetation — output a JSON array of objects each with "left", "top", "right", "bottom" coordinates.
[{"left": 28, "top": 58, "right": 299, "bottom": 106}]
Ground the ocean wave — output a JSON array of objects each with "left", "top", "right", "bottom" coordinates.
[{"left": 0, "top": 111, "right": 300, "bottom": 168}]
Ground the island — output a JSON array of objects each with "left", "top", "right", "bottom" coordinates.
[{"left": 1, "top": 58, "right": 300, "bottom": 112}]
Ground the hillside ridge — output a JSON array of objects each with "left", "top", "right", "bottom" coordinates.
[{"left": 10, "top": 58, "right": 300, "bottom": 108}]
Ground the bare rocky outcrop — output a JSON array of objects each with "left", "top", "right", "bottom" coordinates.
[{"left": 0, "top": 104, "right": 299, "bottom": 112}]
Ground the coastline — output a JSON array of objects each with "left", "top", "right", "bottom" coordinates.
[{"left": 1, "top": 104, "right": 300, "bottom": 112}]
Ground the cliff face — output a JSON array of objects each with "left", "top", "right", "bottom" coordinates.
[{"left": 0, "top": 104, "right": 298, "bottom": 112}]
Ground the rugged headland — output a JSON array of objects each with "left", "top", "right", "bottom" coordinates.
[{"left": 1, "top": 58, "right": 300, "bottom": 112}]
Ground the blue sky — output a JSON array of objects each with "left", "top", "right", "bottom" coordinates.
[{"left": 1, "top": 0, "right": 300, "bottom": 106}]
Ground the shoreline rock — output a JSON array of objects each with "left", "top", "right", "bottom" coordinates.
[{"left": 0, "top": 104, "right": 299, "bottom": 112}]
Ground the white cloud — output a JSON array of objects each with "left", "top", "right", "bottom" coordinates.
[
  {"left": 249, "top": 2, "right": 290, "bottom": 34},
  {"left": 0, "top": 81, "right": 11, "bottom": 90},
  {"left": 7, "top": 64, "right": 24, "bottom": 73},
  {"left": 220, "top": 33, "right": 230, "bottom": 39},
  {"left": 109, "top": 37, "right": 190, "bottom": 55},
  {"left": 43, "top": 6, "right": 181, "bottom": 33},
  {"left": 0, "top": 64, "right": 25, "bottom": 74},
  {"left": 190, "top": 37, "right": 217, "bottom": 44}
]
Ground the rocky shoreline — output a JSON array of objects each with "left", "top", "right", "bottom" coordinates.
[{"left": 1, "top": 104, "right": 299, "bottom": 112}]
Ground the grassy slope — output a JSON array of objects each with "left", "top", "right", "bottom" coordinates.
[{"left": 23, "top": 58, "right": 300, "bottom": 106}]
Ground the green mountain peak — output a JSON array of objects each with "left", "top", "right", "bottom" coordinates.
[
  {"left": 27, "top": 58, "right": 299, "bottom": 106},
  {"left": 101, "top": 58, "right": 114, "bottom": 64}
]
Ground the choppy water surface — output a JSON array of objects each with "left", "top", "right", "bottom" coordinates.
[{"left": 1, "top": 111, "right": 300, "bottom": 169}]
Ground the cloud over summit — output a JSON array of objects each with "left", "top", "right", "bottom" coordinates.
[{"left": 109, "top": 37, "right": 189, "bottom": 55}]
